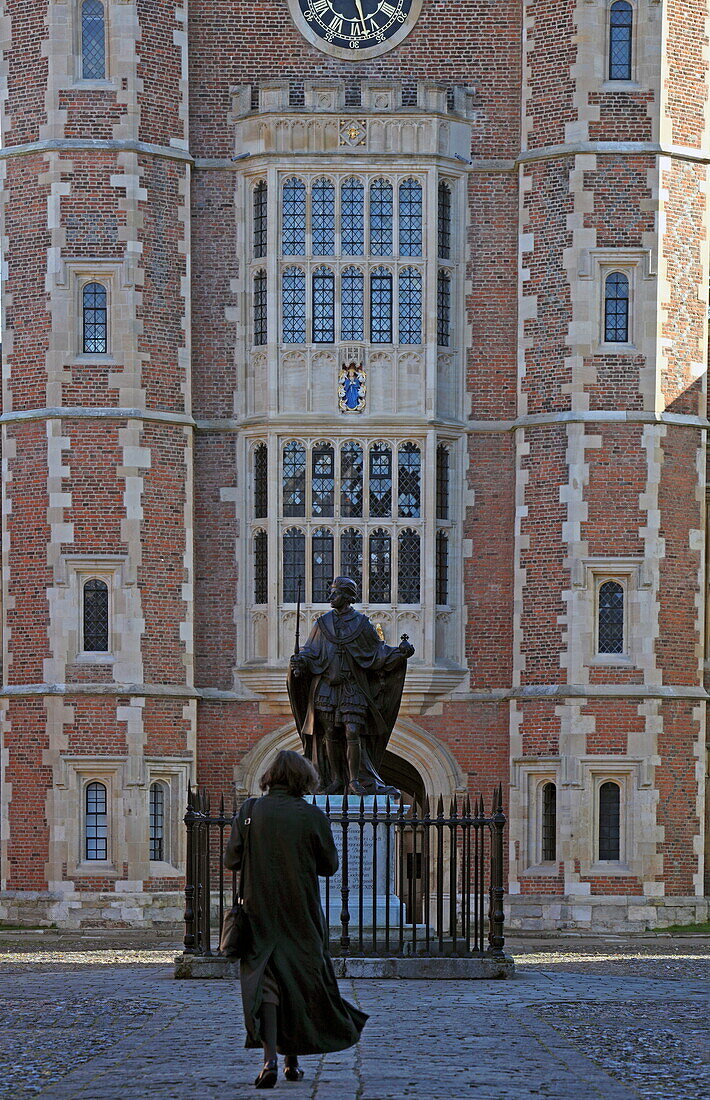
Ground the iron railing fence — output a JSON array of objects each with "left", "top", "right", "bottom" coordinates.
[{"left": 183, "top": 787, "right": 506, "bottom": 960}]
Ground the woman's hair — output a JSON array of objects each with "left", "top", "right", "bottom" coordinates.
[{"left": 260, "top": 749, "right": 320, "bottom": 797}]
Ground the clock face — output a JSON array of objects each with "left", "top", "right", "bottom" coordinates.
[{"left": 292, "top": 0, "right": 422, "bottom": 59}]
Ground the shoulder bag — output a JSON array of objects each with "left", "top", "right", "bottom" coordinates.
[{"left": 219, "top": 798, "right": 255, "bottom": 958}]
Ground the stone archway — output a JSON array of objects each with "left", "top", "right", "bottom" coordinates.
[{"left": 232, "top": 716, "right": 467, "bottom": 804}]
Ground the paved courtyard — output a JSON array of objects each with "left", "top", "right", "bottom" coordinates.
[{"left": 0, "top": 929, "right": 707, "bottom": 1099}]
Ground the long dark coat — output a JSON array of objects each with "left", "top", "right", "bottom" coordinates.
[{"left": 224, "top": 787, "right": 368, "bottom": 1055}]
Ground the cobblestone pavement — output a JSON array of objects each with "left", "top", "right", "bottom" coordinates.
[{"left": 0, "top": 930, "right": 707, "bottom": 1099}]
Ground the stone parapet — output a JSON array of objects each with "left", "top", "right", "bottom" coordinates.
[
  {"left": 0, "top": 890, "right": 184, "bottom": 930},
  {"left": 508, "top": 895, "right": 710, "bottom": 933}
]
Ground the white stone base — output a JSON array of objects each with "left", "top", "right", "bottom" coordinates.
[
  {"left": 174, "top": 952, "right": 515, "bottom": 980},
  {"left": 507, "top": 894, "right": 710, "bottom": 932},
  {"left": 0, "top": 890, "right": 184, "bottom": 929}
]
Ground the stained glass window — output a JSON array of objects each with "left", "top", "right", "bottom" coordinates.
[
  {"left": 312, "top": 528, "right": 334, "bottom": 603},
  {"left": 341, "top": 178, "right": 365, "bottom": 256},
  {"left": 437, "top": 269, "right": 451, "bottom": 347},
  {"left": 283, "top": 441, "right": 306, "bottom": 517},
  {"left": 341, "top": 267, "right": 365, "bottom": 342},
  {"left": 609, "top": 1, "right": 633, "bottom": 80},
  {"left": 398, "top": 443, "right": 421, "bottom": 518},
  {"left": 85, "top": 781, "right": 108, "bottom": 860},
  {"left": 253, "top": 270, "right": 267, "bottom": 346},
  {"left": 341, "top": 442, "right": 364, "bottom": 518},
  {"left": 369, "top": 529, "right": 391, "bottom": 603},
  {"left": 369, "top": 443, "right": 392, "bottom": 518},
  {"left": 341, "top": 528, "right": 363, "bottom": 598},
  {"left": 599, "top": 782, "right": 621, "bottom": 860},
  {"left": 254, "top": 443, "right": 268, "bottom": 519},
  {"left": 399, "top": 267, "right": 422, "bottom": 345},
  {"left": 150, "top": 783, "right": 165, "bottom": 861},
  {"left": 312, "top": 179, "right": 335, "bottom": 256},
  {"left": 282, "top": 178, "right": 306, "bottom": 255},
  {"left": 604, "top": 272, "right": 629, "bottom": 342},
  {"left": 82, "top": 0, "right": 106, "bottom": 80},
  {"left": 254, "top": 529, "right": 268, "bottom": 604},
  {"left": 436, "top": 530, "right": 449, "bottom": 605},
  {"left": 83, "top": 578, "right": 109, "bottom": 652},
  {"left": 312, "top": 267, "right": 335, "bottom": 343},
  {"left": 598, "top": 580, "right": 624, "bottom": 654},
  {"left": 82, "top": 282, "right": 108, "bottom": 354},
  {"left": 398, "top": 529, "right": 420, "bottom": 604},
  {"left": 370, "top": 179, "right": 393, "bottom": 256},
  {"left": 438, "top": 180, "right": 451, "bottom": 259},
  {"left": 253, "top": 181, "right": 267, "bottom": 259},
  {"left": 541, "top": 782, "right": 556, "bottom": 861},
  {"left": 312, "top": 442, "right": 335, "bottom": 517},
  {"left": 399, "top": 179, "right": 423, "bottom": 257},
  {"left": 370, "top": 267, "right": 393, "bottom": 343},
  {"left": 436, "top": 445, "right": 450, "bottom": 521},
  {"left": 282, "top": 267, "right": 306, "bottom": 343},
  {"left": 283, "top": 528, "right": 305, "bottom": 602}
]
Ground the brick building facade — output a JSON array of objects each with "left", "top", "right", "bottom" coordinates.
[{"left": 0, "top": 0, "right": 708, "bottom": 930}]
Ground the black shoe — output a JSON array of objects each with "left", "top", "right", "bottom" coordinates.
[
  {"left": 284, "top": 1059, "right": 304, "bottom": 1082},
  {"left": 255, "top": 1060, "right": 278, "bottom": 1089}
]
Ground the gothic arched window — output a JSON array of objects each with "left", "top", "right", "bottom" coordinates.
[
  {"left": 149, "top": 782, "right": 166, "bottom": 861},
  {"left": 438, "top": 180, "right": 452, "bottom": 259},
  {"left": 283, "top": 528, "right": 305, "bottom": 602},
  {"left": 436, "top": 444, "right": 450, "bottom": 520},
  {"left": 83, "top": 578, "right": 109, "bottom": 652},
  {"left": 436, "top": 530, "right": 449, "bottom": 605},
  {"left": 398, "top": 529, "right": 421, "bottom": 604},
  {"left": 341, "top": 178, "right": 365, "bottom": 256},
  {"left": 312, "top": 179, "right": 335, "bottom": 256},
  {"left": 598, "top": 580, "right": 624, "bottom": 654},
  {"left": 254, "top": 529, "right": 268, "bottom": 604},
  {"left": 341, "top": 528, "right": 363, "bottom": 597},
  {"left": 398, "top": 443, "right": 421, "bottom": 518},
  {"left": 85, "top": 781, "right": 108, "bottom": 860},
  {"left": 82, "top": 282, "right": 108, "bottom": 354},
  {"left": 282, "top": 178, "right": 306, "bottom": 255},
  {"left": 599, "top": 781, "right": 621, "bottom": 860},
  {"left": 341, "top": 443, "right": 364, "bottom": 518},
  {"left": 369, "top": 529, "right": 391, "bottom": 604},
  {"left": 253, "top": 443, "right": 268, "bottom": 519},
  {"left": 341, "top": 267, "right": 365, "bottom": 341},
  {"left": 312, "top": 266, "right": 335, "bottom": 343},
  {"left": 437, "top": 270, "right": 451, "bottom": 347},
  {"left": 369, "top": 179, "right": 393, "bottom": 256},
  {"left": 282, "top": 267, "right": 306, "bottom": 343},
  {"left": 81, "top": 0, "right": 106, "bottom": 80},
  {"left": 399, "top": 179, "right": 423, "bottom": 257},
  {"left": 369, "top": 443, "right": 392, "bottom": 518},
  {"left": 253, "top": 270, "right": 267, "bottom": 346},
  {"left": 253, "top": 181, "right": 267, "bottom": 259},
  {"left": 541, "top": 782, "right": 557, "bottom": 861},
  {"left": 312, "top": 442, "right": 335, "bottom": 517},
  {"left": 370, "top": 267, "right": 393, "bottom": 343},
  {"left": 604, "top": 271, "right": 629, "bottom": 343},
  {"left": 398, "top": 268, "right": 422, "bottom": 345},
  {"left": 609, "top": 1, "right": 633, "bottom": 81},
  {"left": 283, "top": 441, "right": 306, "bottom": 517},
  {"left": 312, "top": 528, "right": 334, "bottom": 603}
]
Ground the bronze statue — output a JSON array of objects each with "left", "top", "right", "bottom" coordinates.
[{"left": 287, "top": 576, "right": 415, "bottom": 795}]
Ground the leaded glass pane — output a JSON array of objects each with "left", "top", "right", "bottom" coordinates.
[
  {"left": 83, "top": 578, "right": 109, "bottom": 652},
  {"left": 341, "top": 442, "right": 363, "bottom": 518},
  {"left": 341, "top": 267, "right": 364, "bottom": 342},
  {"left": 370, "top": 267, "right": 393, "bottom": 344},
  {"left": 437, "top": 270, "right": 451, "bottom": 347},
  {"left": 341, "top": 178, "right": 365, "bottom": 256},
  {"left": 254, "top": 443, "right": 268, "bottom": 519},
  {"left": 398, "top": 443, "right": 421, "bottom": 518},
  {"left": 82, "top": 0, "right": 106, "bottom": 80},
  {"left": 283, "top": 528, "right": 305, "bottom": 602},
  {"left": 312, "top": 179, "right": 335, "bottom": 256},
  {"left": 312, "top": 528, "right": 334, "bottom": 603},
  {"left": 253, "top": 270, "right": 267, "bottom": 346},
  {"left": 398, "top": 528, "right": 420, "bottom": 604},
  {"left": 369, "top": 529, "right": 391, "bottom": 604},
  {"left": 283, "top": 441, "right": 306, "bottom": 517},
  {"left": 438, "top": 180, "right": 451, "bottom": 260},
  {"left": 253, "top": 181, "right": 267, "bottom": 259},
  {"left": 312, "top": 442, "right": 335, "bottom": 517},
  {"left": 436, "top": 444, "right": 450, "bottom": 521},
  {"left": 370, "top": 179, "right": 393, "bottom": 256},
  {"left": 312, "top": 267, "right": 335, "bottom": 344},
  {"left": 609, "top": 1, "right": 633, "bottom": 80},
  {"left": 436, "top": 530, "right": 449, "bottom": 605},
  {"left": 598, "top": 580, "right": 624, "bottom": 654},
  {"left": 85, "top": 781, "right": 108, "bottom": 860},
  {"left": 399, "top": 267, "right": 422, "bottom": 345},
  {"left": 82, "top": 282, "right": 107, "bottom": 354},
  {"left": 399, "top": 178, "right": 423, "bottom": 257},
  {"left": 369, "top": 443, "right": 392, "bottom": 518},
  {"left": 149, "top": 783, "right": 165, "bottom": 861},
  {"left": 542, "top": 782, "right": 556, "bottom": 861},
  {"left": 604, "top": 272, "right": 629, "bottom": 342},
  {"left": 282, "top": 267, "right": 306, "bottom": 343},
  {"left": 254, "top": 530, "right": 268, "bottom": 604},
  {"left": 282, "top": 178, "right": 306, "bottom": 255},
  {"left": 599, "top": 782, "right": 621, "bottom": 860},
  {"left": 340, "top": 528, "right": 363, "bottom": 598}
]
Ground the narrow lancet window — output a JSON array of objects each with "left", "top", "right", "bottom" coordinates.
[
  {"left": 438, "top": 181, "right": 452, "bottom": 259},
  {"left": 312, "top": 267, "right": 335, "bottom": 343},
  {"left": 604, "top": 271, "right": 629, "bottom": 342},
  {"left": 341, "top": 442, "right": 364, "bottom": 518},
  {"left": 398, "top": 443, "right": 421, "bottom": 518},
  {"left": 312, "top": 528, "right": 334, "bottom": 603},
  {"left": 149, "top": 783, "right": 165, "bottom": 861},
  {"left": 437, "top": 270, "right": 451, "bottom": 347},
  {"left": 85, "top": 781, "right": 108, "bottom": 860},
  {"left": 436, "top": 445, "right": 450, "bottom": 520},
  {"left": 399, "top": 268, "right": 422, "bottom": 345},
  {"left": 253, "top": 270, "right": 267, "bottom": 346},
  {"left": 609, "top": 1, "right": 633, "bottom": 81},
  {"left": 283, "top": 441, "right": 306, "bottom": 517},
  {"left": 541, "top": 782, "right": 557, "bottom": 861},
  {"left": 254, "top": 530, "right": 268, "bottom": 604},
  {"left": 82, "top": 282, "right": 108, "bottom": 354},
  {"left": 83, "top": 578, "right": 109, "bottom": 652},
  {"left": 599, "top": 782, "right": 621, "bottom": 860},
  {"left": 369, "top": 529, "right": 391, "bottom": 604},
  {"left": 369, "top": 443, "right": 392, "bottom": 518},
  {"left": 341, "top": 528, "right": 363, "bottom": 598},
  {"left": 399, "top": 179, "right": 423, "bottom": 257},
  {"left": 312, "top": 442, "right": 335, "bottom": 517},
  {"left": 283, "top": 528, "right": 305, "bottom": 602},
  {"left": 282, "top": 178, "right": 306, "bottom": 255},
  {"left": 312, "top": 179, "right": 335, "bottom": 256},
  {"left": 82, "top": 0, "right": 106, "bottom": 80},
  {"left": 436, "top": 530, "right": 449, "bottom": 605},
  {"left": 254, "top": 443, "right": 268, "bottom": 519},
  {"left": 370, "top": 180, "right": 393, "bottom": 256},
  {"left": 282, "top": 267, "right": 306, "bottom": 343},
  {"left": 341, "top": 268, "right": 365, "bottom": 342},
  {"left": 253, "top": 181, "right": 268, "bottom": 258},
  {"left": 370, "top": 268, "right": 393, "bottom": 343},
  {"left": 598, "top": 580, "right": 624, "bottom": 654},
  {"left": 398, "top": 529, "right": 421, "bottom": 604},
  {"left": 341, "top": 178, "right": 365, "bottom": 256}
]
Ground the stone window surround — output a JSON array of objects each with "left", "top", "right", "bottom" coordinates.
[
  {"left": 578, "top": 248, "right": 655, "bottom": 354},
  {"left": 54, "top": 257, "right": 134, "bottom": 365},
  {"left": 581, "top": 0, "right": 661, "bottom": 92},
  {"left": 522, "top": 765, "right": 560, "bottom": 874},
  {"left": 55, "top": 555, "right": 133, "bottom": 667},
  {"left": 571, "top": 556, "right": 652, "bottom": 668},
  {"left": 588, "top": 766, "right": 631, "bottom": 872},
  {"left": 72, "top": 0, "right": 114, "bottom": 87},
  {"left": 145, "top": 759, "right": 189, "bottom": 874},
  {"left": 603, "top": 0, "right": 638, "bottom": 87},
  {"left": 68, "top": 759, "right": 123, "bottom": 877}
]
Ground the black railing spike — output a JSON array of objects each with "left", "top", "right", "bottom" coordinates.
[
  {"left": 219, "top": 794, "right": 224, "bottom": 816},
  {"left": 437, "top": 794, "right": 445, "bottom": 818},
  {"left": 206, "top": 791, "right": 211, "bottom": 814},
  {"left": 372, "top": 793, "right": 378, "bottom": 816},
  {"left": 423, "top": 794, "right": 430, "bottom": 820},
  {"left": 463, "top": 793, "right": 470, "bottom": 817},
  {"left": 325, "top": 794, "right": 331, "bottom": 813},
  {"left": 480, "top": 794, "right": 486, "bottom": 816},
  {"left": 187, "top": 780, "right": 192, "bottom": 808},
  {"left": 359, "top": 794, "right": 365, "bottom": 818},
  {"left": 498, "top": 782, "right": 504, "bottom": 811},
  {"left": 452, "top": 794, "right": 458, "bottom": 819}
]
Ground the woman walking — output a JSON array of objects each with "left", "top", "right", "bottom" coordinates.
[{"left": 224, "top": 749, "right": 368, "bottom": 1088}]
